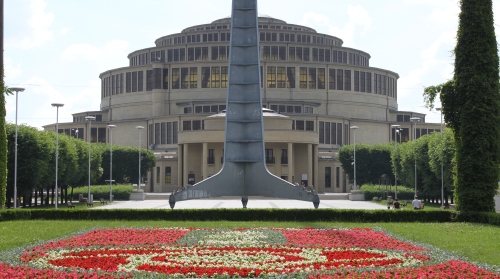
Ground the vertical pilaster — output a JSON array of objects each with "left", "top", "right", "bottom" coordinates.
[
  {"left": 177, "top": 144, "right": 183, "bottom": 187},
  {"left": 287, "top": 142, "right": 294, "bottom": 183},
  {"left": 202, "top": 142, "right": 208, "bottom": 180},
  {"left": 307, "top": 143, "right": 313, "bottom": 187},
  {"left": 313, "top": 144, "right": 319, "bottom": 192},
  {"left": 183, "top": 144, "right": 189, "bottom": 187}
]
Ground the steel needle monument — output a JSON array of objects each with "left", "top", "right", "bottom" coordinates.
[{"left": 169, "top": 0, "right": 320, "bottom": 209}]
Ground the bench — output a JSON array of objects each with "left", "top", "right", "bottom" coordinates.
[
  {"left": 100, "top": 198, "right": 107, "bottom": 205},
  {"left": 67, "top": 201, "right": 75, "bottom": 208}
]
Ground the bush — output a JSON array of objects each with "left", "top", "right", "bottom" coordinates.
[
  {"left": 70, "top": 185, "right": 135, "bottom": 201},
  {"left": 361, "top": 184, "right": 415, "bottom": 201}
]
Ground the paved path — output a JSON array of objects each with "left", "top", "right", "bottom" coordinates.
[{"left": 97, "top": 196, "right": 387, "bottom": 210}]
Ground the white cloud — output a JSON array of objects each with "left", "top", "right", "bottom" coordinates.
[
  {"left": 299, "top": 5, "right": 371, "bottom": 46},
  {"left": 4, "top": 57, "right": 23, "bottom": 80},
  {"left": 61, "top": 40, "right": 129, "bottom": 62},
  {"left": 60, "top": 27, "right": 69, "bottom": 35},
  {"left": 8, "top": 0, "right": 54, "bottom": 49}
]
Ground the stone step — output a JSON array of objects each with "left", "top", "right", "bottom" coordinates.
[{"left": 145, "top": 193, "right": 349, "bottom": 201}]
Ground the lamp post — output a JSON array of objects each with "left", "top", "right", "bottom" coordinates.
[
  {"left": 350, "top": 126, "right": 359, "bottom": 191},
  {"left": 391, "top": 124, "right": 401, "bottom": 199},
  {"left": 135, "top": 126, "right": 144, "bottom": 191},
  {"left": 410, "top": 117, "right": 421, "bottom": 198},
  {"left": 436, "top": 108, "right": 444, "bottom": 207},
  {"left": 11, "top": 87, "right": 24, "bottom": 208},
  {"left": 51, "top": 103, "right": 64, "bottom": 209},
  {"left": 107, "top": 125, "right": 116, "bottom": 202},
  {"left": 85, "top": 116, "right": 96, "bottom": 202},
  {"left": 75, "top": 129, "right": 79, "bottom": 139}
]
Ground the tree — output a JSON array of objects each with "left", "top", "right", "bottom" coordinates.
[
  {"left": 0, "top": 71, "right": 11, "bottom": 208},
  {"left": 423, "top": 0, "right": 499, "bottom": 212}
]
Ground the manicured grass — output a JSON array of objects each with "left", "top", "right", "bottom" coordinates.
[{"left": 0, "top": 220, "right": 499, "bottom": 267}]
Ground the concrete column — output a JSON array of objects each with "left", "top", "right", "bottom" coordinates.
[
  {"left": 287, "top": 142, "right": 294, "bottom": 183},
  {"left": 183, "top": 144, "right": 189, "bottom": 187},
  {"left": 152, "top": 89, "right": 164, "bottom": 117},
  {"left": 177, "top": 144, "right": 183, "bottom": 187},
  {"left": 313, "top": 144, "right": 319, "bottom": 192},
  {"left": 307, "top": 143, "right": 313, "bottom": 187},
  {"left": 202, "top": 142, "right": 208, "bottom": 180}
]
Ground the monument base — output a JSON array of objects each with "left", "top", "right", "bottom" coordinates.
[
  {"left": 349, "top": 190, "right": 365, "bottom": 201},
  {"left": 130, "top": 190, "right": 146, "bottom": 201}
]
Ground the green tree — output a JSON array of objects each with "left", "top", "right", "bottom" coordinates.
[
  {"left": 0, "top": 71, "right": 11, "bottom": 208},
  {"left": 424, "top": 1, "right": 499, "bottom": 212},
  {"left": 100, "top": 145, "right": 156, "bottom": 185}
]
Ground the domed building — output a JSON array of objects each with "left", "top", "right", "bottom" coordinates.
[{"left": 44, "top": 16, "right": 441, "bottom": 193}]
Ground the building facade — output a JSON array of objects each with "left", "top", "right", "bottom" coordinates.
[{"left": 44, "top": 16, "right": 441, "bottom": 193}]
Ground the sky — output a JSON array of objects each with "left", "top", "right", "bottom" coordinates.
[{"left": 3, "top": 0, "right": 500, "bottom": 129}]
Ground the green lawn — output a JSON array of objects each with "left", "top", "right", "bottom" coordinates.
[{"left": 0, "top": 220, "right": 498, "bottom": 267}]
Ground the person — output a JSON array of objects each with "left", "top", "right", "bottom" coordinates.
[
  {"left": 412, "top": 196, "right": 421, "bottom": 210},
  {"left": 393, "top": 198, "right": 401, "bottom": 210}
]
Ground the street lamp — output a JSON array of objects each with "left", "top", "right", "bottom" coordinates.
[
  {"left": 11, "top": 87, "right": 24, "bottom": 208},
  {"left": 75, "top": 129, "right": 79, "bottom": 139},
  {"left": 410, "top": 117, "right": 421, "bottom": 198},
  {"left": 107, "top": 125, "right": 116, "bottom": 202},
  {"left": 135, "top": 126, "right": 144, "bottom": 191},
  {"left": 350, "top": 126, "right": 359, "bottom": 191},
  {"left": 391, "top": 124, "right": 401, "bottom": 199},
  {"left": 85, "top": 116, "right": 96, "bottom": 203},
  {"left": 436, "top": 108, "right": 444, "bottom": 207},
  {"left": 51, "top": 103, "right": 64, "bottom": 209}
]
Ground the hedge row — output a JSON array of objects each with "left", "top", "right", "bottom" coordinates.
[
  {"left": 0, "top": 208, "right": 492, "bottom": 224},
  {"left": 361, "top": 184, "right": 416, "bottom": 201},
  {"left": 70, "top": 185, "right": 135, "bottom": 201}
]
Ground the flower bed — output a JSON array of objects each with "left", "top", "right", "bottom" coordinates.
[{"left": 0, "top": 227, "right": 498, "bottom": 278}]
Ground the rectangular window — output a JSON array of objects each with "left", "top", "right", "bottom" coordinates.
[
  {"left": 219, "top": 46, "right": 227, "bottom": 60},
  {"left": 288, "top": 47, "right": 295, "bottom": 61},
  {"left": 279, "top": 46, "right": 286, "bottom": 60},
  {"left": 211, "top": 46, "right": 219, "bottom": 60},
  {"left": 265, "top": 149, "right": 274, "bottom": 164},
  {"left": 188, "top": 47, "right": 194, "bottom": 61},
  {"left": 325, "top": 167, "right": 331, "bottom": 188},
  {"left": 160, "top": 122, "right": 166, "bottom": 144},
  {"left": 360, "top": 72, "right": 365, "bottom": 92},
  {"left": 179, "top": 48, "right": 185, "bottom": 61},
  {"left": 146, "top": 70, "right": 153, "bottom": 91},
  {"left": 354, "top": 71, "right": 359, "bottom": 92},
  {"left": 267, "top": 66, "right": 276, "bottom": 88},
  {"left": 263, "top": 46, "right": 270, "bottom": 60},
  {"left": 336, "top": 167, "right": 340, "bottom": 188},
  {"left": 299, "top": 67, "right": 307, "bottom": 89},
  {"left": 271, "top": 46, "right": 279, "bottom": 60},
  {"left": 180, "top": 68, "right": 189, "bottom": 89},
  {"left": 336, "top": 69, "right": 344, "bottom": 90},
  {"left": 126, "top": 72, "right": 131, "bottom": 93},
  {"left": 155, "top": 123, "right": 161, "bottom": 144},
  {"left": 317, "top": 68, "right": 325, "bottom": 89},
  {"left": 325, "top": 49, "right": 330, "bottom": 62},
  {"left": 319, "top": 121, "right": 324, "bottom": 144},
  {"left": 182, "top": 121, "right": 191, "bottom": 131},
  {"left": 166, "top": 122, "right": 173, "bottom": 144},
  {"left": 172, "top": 68, "right": 180, "bottom": 89},
  {"left": 211, "top": 67, "right": 220, "bottom": 88},
  {"left": 344, "top": 70, "right": 351, "bottom": 91},
  {"left": 153, "top": 68, "right": 162, "bottom": 89},
  {"left": 329, "top": 69, "right": 336, "bottom": 90},
  {"left": 156, "top": 166, "right": 160, "bottom": 183},
  {"left": 303, "top": 47, "right": 310, "bottom": 61},
  {"left": 207, "top": 149, "right": 215, "bottom": 164},
  {"left": 165, "top": 167, "right": 171, "bottom": 183},
  {"left": 308, "top": 68, "right": 316, "bottom": 89},
  {"left": 281, "top": 149, "right": 288, "bottom": 164},
  {"left": 325, "top": 121, "right": 330, "bottom": 144},
  {"left": 366, "top": 72, "right": 372, "bottom": 93},
  {"left": 221, "top": 66, "right": 228, "bottom": 88},
  {"left": 137, "top": 71, "right": 143, "bottom": 92},
  {"left": 192, "top": 120, "right": 201, "bottom": 130},
  {"left": 312, "top": 48, "right": 318, "bottom": 61},
  {"left": 287, "top": 67, "right": 295, "bottom": 88},
  {"left": 277, "top": 67, "right": 286, "bottom": 88},
  {"left": 306, "top": 121, "right": 314, "bottom": 131},
  {"left": 173, "top": 49, "right": 179, "bottom": 62},
  {"left": 332, "top": 50, "right": 338, "bottom": 63},
  {"left": 337, "top": 123, "right": 342, "bottom": 145},
  {"left": 296, "top": 47, "right": 303, "bottom": 61},
  {"left": 201, "top": 47, "right": 208, "bottom": 60},
  {"left": 189, "top": 67, "right": 197, "bottom": 88},
  {"left": 331, "top": 123, "right": 337, "bottom": 144},
  {"left": 201, "top": 67, "right": 210, "bottom": 88},
  {"left": 296, "top": 120, "right": 304, "bottom": 130},
  {"left": 162, "top": 69, "right": 169, "bottom": 90}
]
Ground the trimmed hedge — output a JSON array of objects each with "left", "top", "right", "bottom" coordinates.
[
  {"left": 0, "top": 208, "right": 464, "bottom": 223},
  {"left": 361, "top": 184, "right": 415, "bottom": 201},
  {"left": 70, "top": 185, "right": 135, "bottom": 201}
]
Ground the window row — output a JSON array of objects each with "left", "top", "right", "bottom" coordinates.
[
  {"left": 58, "top": 127, "right": 106, "bottom": 143},
  {"left": 259, "top": 32, "right": 339, "bottom": 46},
  {"left": 73, "top": 114, "right": 103, "bottom": 123},
  {"left": 130, "top": 45, "right": 369, "bottom": 66},
  {"left": 102, "top": 67, "right": 396, "bottom": 98},
  {"left": 182, "top": 120, "right": 204, "bottom": 131},
  {"left": 269, "top": 105, "right": 313, "bottom": 114},
  {"left": 293, "top": 120, "right": 315, "bottom": 131},
  {"left": 148, "top": 121, "right": 179, "bottom": 146},
  {"left": 318, "top": 121, "right": 345, "bottom": 145},
  {"left": 183, "top": 104, "right": 227, "bottom": 114},
  {"left": 153, "top": 166, "right": 172, "bottom": 184},
  {"left": 396, "top": 115, "right": 426, "bottom": 123}
]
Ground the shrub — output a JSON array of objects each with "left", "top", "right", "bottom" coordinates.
[
  {"left": 361, "top": 184, "right": 415, "bottom": 201},
  {"left": 70, "top": 185, "right": 135, "bottom": 201}
]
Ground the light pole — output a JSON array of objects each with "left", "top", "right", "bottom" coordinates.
[
  {"left": 136, "top": 126, "right": 144, "bottom": 191},
  {"left": 436, "top": 108, "right": 444, "bottom": 207},
  {"left": 410, "top": 117, "right": 421, "bottom": 198},
  {"left": 11, "top": 87, "right": 24, "bottom": 208},
  {"left": 107, "top": 125, "right": 116, "bottom": 202},
  {"left": 75, "top": 129, "right": 79, "bottom": 139},
  {"left": 51, "top": 103, "right": 64, "bottom": 209},
  {"left": 85, "top": 116, "right": 96, "bottom": 202},
  {"left": 391, "top": 124, "right": 401, "bottom": 199},
  {"left": 350, "top": 126, "right": 359, "bottom": 191}
]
